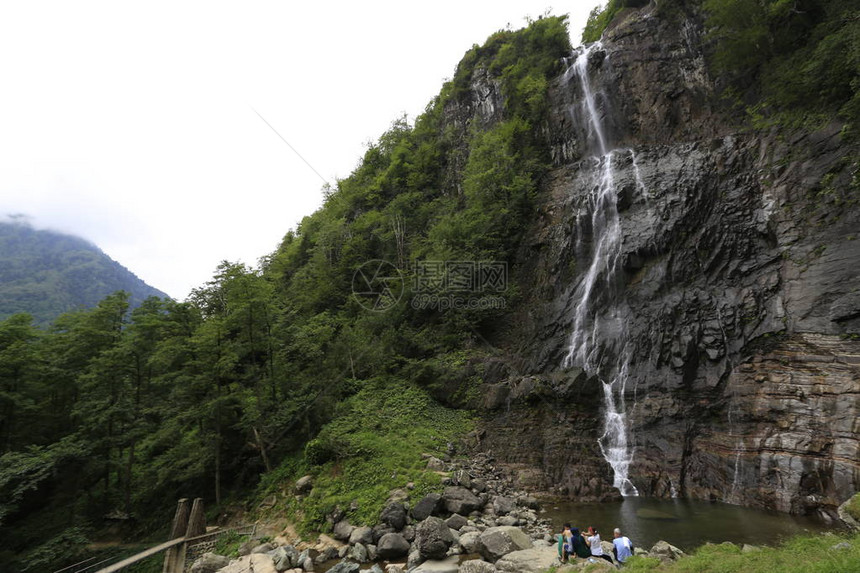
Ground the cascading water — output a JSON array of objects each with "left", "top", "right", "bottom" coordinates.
[{"left": 562, "top": 42, "right": 639, "bottom": 497}]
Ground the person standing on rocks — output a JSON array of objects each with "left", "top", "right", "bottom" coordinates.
[
  {"left": 585, "top": 526, "right": 613, "bottom": 565},
  {"left": 612, "top": 527, "right": 634, "bottom": 564}
]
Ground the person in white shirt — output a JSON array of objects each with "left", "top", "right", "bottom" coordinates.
[
  {"left": 613, "top": 527, "right": 634, "bottom": 564},
  {"left": 585, "top": 526, "right": 614, "bottom": 565}
]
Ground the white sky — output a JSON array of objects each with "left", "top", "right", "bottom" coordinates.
[{"left": 0, "top": 1, "right": 601, "bottom": 300}]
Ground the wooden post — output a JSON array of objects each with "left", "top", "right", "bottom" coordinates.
[
  {"left": 185, "top": 498, "right": 206, "bottom": 538},
  {"left": 162, "top": 499, "right": 190, "bottom": 573}
]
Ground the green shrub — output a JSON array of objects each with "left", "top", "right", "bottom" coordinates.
[
  {"left": 846, "top": 492, "right": 860, "bottom": 522},
  {"left": 267, "top": 378, "right": 474, "bottom": 534}
]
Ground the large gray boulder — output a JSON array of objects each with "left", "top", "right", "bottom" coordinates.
[
  {"left": 268, "top": 545, "right": 299, "bottom": 571},
  {"left": 349, "top": 526, "right": 373, "bottom": 546},
  {"left": 494, "top": 546, "right": 559, "bottom": 572},
  {"left": 250, "top": 542, "right": 274, "bottom": 555},
  {"left": 411, "top": 556, "right": 459, "bottom": 573},
  {"left": 648, "top": 540, "right": 685, "bottom": 562},
  {"left": 216, "top": 554, "right": 277, "bottom": 573},
  {"left": 492, "top": 496, "right": 516, "bottom": 516},
  {"left": 347, "top": 542, "right": 368, "bottom": 563},
  {"left": 442, "top": 486, "right": 483, "bottom": 515},
  {"left": 190, "top": 552, "right": 230, "bottom": 573},
  {"left": 411, "top": 493, "right": 443, "bottom": 521},
  {"left": 838, "top": 493, "right": 860, "bottom": 530},
  {"left": 445, "top": 513, "right": 469, "bottom": 531},
  {"left": 415, "top": 516, "right": 455, "bottom": 560},
  {"left": 376, "top": 533, "right": 411, "bottom": 560},
  {"left": 458, "top": 530, "right": 481, "bottom": 553},
  {"left": 477, "top": 526, "right": 532, "bottom": 561},
  {"left": 380, "top": 502, "right": 408, "bottom": 531},
  {"left": 459, "top": 559, "right": 497, "bottom": 573},
  {"left": 333, "top": 520, "right": 355, "bottom": 541}
]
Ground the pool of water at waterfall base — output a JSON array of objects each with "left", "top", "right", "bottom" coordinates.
[{"left": 541, "top": 497, "right": 840, "bottom": 551}]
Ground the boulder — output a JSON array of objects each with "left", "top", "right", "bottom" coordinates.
[
  {"left": 478, "top": 526, "right": 532, "bottom": 561},
  {"left": 332, "top": 520, "right": 354, "bottom": 542},
  {"left": 445, "top": 513, "right": 469, "bottom": 531},
  {"left": 411, "top": 556, "right": 459, "bottom": 573},
  {"left": 411, "top": 493, "right": 443, "bottom": 521},
  {"left": 459, "top": 559, "right": 497, "bottom": 573},
  {"left": 492, "top": 496, "right": 516, "bottom": 516},
  {"left": 376, "top": 533, "right": 411, "bottom": 560},
  {"left": 494, "top": 546, "right": 559, "bottom": 572},
  {"left": 348, "top": 526, "right": 373, "bottom": 546},
  {"left": 648, "top": 540, "right": 685, "bottom": 562},
  {"left": 251, "top": 542, "right": 275, "bottom": 555},
  {"left": 517, "top": 496, "right": 539, "bottom": 510},
  {"left": 325, "top": 563, "right": 360, "bottom": 573},
  {"left": 372, "top": 524, "right": 396, "bottom": 543},
  {"left": 452, "top": 469, "right": 472, "bottom": 489},
  {"left": 443, "top": 486, "right": 483, "bottom": 515},
  {"left": 385, "top": 565, "right": 405, "bottom": 573},
  {"left": 294, "top": 475, "right": 313, "bottom": 494},
  {"left": 415, "top": 516, "right": 455, "bottom": 560},
  {"left": 407, "top": 548, "right": 421, "bottom": 570},
  {"left": 190, "top": 552, "right": 230, "bottom": 573},
  {"left": 426, "top": 456, "right": 447, "bottom": 471},
  {"left": 380, "top": 502, "right": 408, "bottom": 531},
  {"left": 347, "top": 542, "right": 368, "bottom": 563},
  {"left": 268, "top": 545, "right": 299, "bottom": 571},
  {"left": 313, "top": 547, "right": 338, "bottom": 565},
  {"left": 838, "top": 493, "right": 860, "bottom": 530},
  {"left": 217, "top": 554, "right": 277, "bottom": 573},
  {"left": 458, "top": 530, "right": 481, "bottom": 553}
]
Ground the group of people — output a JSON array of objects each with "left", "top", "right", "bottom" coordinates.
[{"left": 557, "top": 523, "right": 634, "bottom": 566}]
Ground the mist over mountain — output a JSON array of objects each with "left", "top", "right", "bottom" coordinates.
[{"left": 0, "top": 218, "right": 169, "bottom": 325}]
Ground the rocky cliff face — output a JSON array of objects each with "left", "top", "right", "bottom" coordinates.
[{"left": 470, "top": 4, "right": 859, "bottom": 520}]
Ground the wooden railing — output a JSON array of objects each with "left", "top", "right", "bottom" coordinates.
[{"left": 53, "top": 499, "right": 254, "bottom": 573}]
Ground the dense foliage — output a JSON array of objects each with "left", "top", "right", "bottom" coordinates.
[
  {"left": 582, "top": 0, "right": 650, "bottom": 43},
  {"left": 0, "top": 16, "right": 570, "bottom": 571},
  {"left": 0, "top": 220, "right": 168, "bottom": 326},
  {"left": 703, "top": 0, "right": 860, "bottom": 128},
  {"left": 584, "top": 0, "right": 859, "bottom": 129}
]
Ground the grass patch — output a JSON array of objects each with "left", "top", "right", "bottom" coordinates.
[
  {"left": 619, "top": 532, "right": 860, "bottom": 572},
  {"left": 213, "top": 530, "right": 249, "bottom": 559},
  {"left": 260, "top": 377, "right": 474, "bottom": 534}
]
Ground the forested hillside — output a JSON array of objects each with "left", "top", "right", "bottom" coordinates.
[
  {"left": 1, "top": 1, "right": 857, "bottom": 570},
  {"left": 0, "top": 220, "right": 168, "bottom": 326}
]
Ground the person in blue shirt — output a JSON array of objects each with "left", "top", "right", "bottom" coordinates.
[{"left": 612, "top": 528, "right": 634, "bottom": 564}]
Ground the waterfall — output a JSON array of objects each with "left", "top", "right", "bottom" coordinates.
[{"left": 562, "top": 42, "right": 639, "bottom": 497}]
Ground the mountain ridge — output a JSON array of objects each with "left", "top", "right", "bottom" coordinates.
[{"left": 0, "top": 218, "right": 170, "bottom": 325}]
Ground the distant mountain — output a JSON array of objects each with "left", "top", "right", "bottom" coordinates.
[{"left": 0, "top": 219, "right": 169, "bottom": 326}]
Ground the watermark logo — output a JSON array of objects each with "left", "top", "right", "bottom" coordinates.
[
  {"left": 411, "top": 260, "right": 507, "bottom": 311},
  {"left": 351, "top": 260, "right": 404, "bottom": 312},
  {"left": 352, "top": 259, "right": 507, "bottom": 312}
]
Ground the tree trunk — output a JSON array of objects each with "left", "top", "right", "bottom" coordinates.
[
  {"left": 253, "top": 426, "right": 272, "bottom": 472},
  {"left": 124, "top": 440, "right": 135, "bottom": 515}
]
